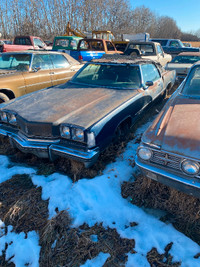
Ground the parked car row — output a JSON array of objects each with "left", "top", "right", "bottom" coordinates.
[
  {"left": 0, "top": 33, "right": 200, "bottom": 198},
  {"left": 0, "top": 57, "right": 175, "bottom": 167}
]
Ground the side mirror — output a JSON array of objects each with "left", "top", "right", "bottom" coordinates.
[
  {"left": 144, "top": 81, "right": 154, "bottom": 88},
  {"left": 31, "top": 66, "right": 41, "bottom": 72}
]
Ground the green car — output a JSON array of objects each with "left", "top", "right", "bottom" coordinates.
[{"left": 52, "top": 36, "right": 83, "bottom": 51}]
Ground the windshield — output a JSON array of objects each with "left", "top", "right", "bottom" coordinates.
[
  {"left": 182, "top": 65, "right": 200, "bottom": 96},
  {"left": 171, "top": 55, "right": 200, "bottom": 64},
  {"left": 71, "top": 63, "right": 141, "bottom": 89},
  {"left": 0, "top": 54, "right": 31, "bottom": 71}
]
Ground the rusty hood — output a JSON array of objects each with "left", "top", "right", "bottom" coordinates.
[
  {"left": 2, "top": 83, "right": 139, "bottom": 129},
  {"left": 143, "top": 95, "right": 200, "bottom": 159}
]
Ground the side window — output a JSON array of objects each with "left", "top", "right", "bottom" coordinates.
[
  {"left": 106, "top": 41, "right": 115, "bottom": 51},
  {"left": 169, "top": 41, "right": 180, "bottom": 48},
  {"left": 141, "top": 64, "right": 161, "bottom": 84},
  {"left": 50, "top": 54, "right": 70, "bottom": 69},
  {"left": 90, "top": 41, "right": 104, "bottom": 51},
  {"left": 32, "top": 54, "right": 53, "bottom": 70},
  {"left": 79, "top": 40, "right": 89, "bottom": 50}
]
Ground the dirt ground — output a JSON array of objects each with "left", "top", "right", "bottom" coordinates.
[{"left": 0, "top": 83, "right": 199, "bottom": 266}]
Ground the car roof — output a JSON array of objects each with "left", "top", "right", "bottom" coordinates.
[
  {"left": 91, "top": 55, "right": 160, "bottom": 65},
  {"left": 128, "top": 41, "right": 155, "bottom": 45}
]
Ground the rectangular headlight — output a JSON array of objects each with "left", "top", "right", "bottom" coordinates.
[
  {"left": 60, "top": 125, "right": 71, "bottom": 139},
  {"left": 71, "top": 128, "right": 84, "bottom": 141}
]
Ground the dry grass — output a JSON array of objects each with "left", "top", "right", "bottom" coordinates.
[
  {"left": 121, "top": 175, "right": 200, "bottom": 246},
  {"left": 147, "top": 243, "right": 181, "bottom": 267},
  {"left": 39, "top": 212, "right": 135, "bottom": 267}
]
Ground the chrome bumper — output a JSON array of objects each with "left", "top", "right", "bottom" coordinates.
[
  {"left": 135, "top": 156, "right": 200, "bottom": 198},
  {"left": 0, "top": 128, "right": 99, "bottom": 167}
]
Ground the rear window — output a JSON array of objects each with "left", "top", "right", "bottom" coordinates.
[
  {"left": 78, "top": 40, "right": 104, "bottom": 51},
  {"left": 54, "top": 39, "right": 70, "bottom": 48},
  {"left": 14, "top": 37, "right": 32, "bottom": 45}
]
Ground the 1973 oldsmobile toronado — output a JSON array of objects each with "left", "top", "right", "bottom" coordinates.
[
  {"left": 0, "top": 57, "right": 175, "bottom": 167},
  {"left": 136, "top": 62, "right": 200, "bottom": 197}
]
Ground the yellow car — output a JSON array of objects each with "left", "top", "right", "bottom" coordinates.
[{"left": 0, "top": 51, "right": 82, "bottom": 102}]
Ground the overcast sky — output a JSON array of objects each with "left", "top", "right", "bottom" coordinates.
[{"left": 130, "top": 0, "right": 200, "bottom": 33}]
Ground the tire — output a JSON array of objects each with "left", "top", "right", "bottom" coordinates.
[
  {"left": 113, "top": 122, "right": 130, "bottom": 144},
  {"left": 0, "top": 93, "right": 10, "bottom": 103}
]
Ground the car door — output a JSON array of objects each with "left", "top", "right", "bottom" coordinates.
[
  {"left": 22, "top": 54, "right": 54, "bottom": 94},
  {"left": 49, "top": 53, "right": 77, "bottom": 86},
  {"left": 140, "top": 63, "right": 164, "bottom": 105}
]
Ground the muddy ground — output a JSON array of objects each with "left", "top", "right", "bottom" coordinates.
[{"left": 0, "top": 84, "right": 199, "bottom": 266}]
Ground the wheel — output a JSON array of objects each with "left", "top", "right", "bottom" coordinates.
[
  {"left": 130, "top": 51, "right": 138, "bottom": 56},
  {"left": 113, "top": 122, "right": 130, "bottom": 144},
  {"left": 0, "top": 93, "right": 10, "bottom": 103}
]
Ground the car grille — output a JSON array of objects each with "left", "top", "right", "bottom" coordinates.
[
  {"left": 150, "top": 150, "right": 200, "bottom": 178},
  {"left": 150, "top": 150, "right": 181, "bottom": 171},
  {"left": 17, "top": 117, "right": 53, "bottom": 138}
]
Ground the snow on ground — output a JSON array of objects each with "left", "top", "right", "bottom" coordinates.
[
  {"left": 0, "top": 221, "right": 40, "bottom": 267},
  {"left": 0, "top": 119, "right": 200, "bottom": 266}
]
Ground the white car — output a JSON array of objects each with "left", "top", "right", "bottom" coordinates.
[{"left": 165, "top": 52, "right": 200, "bottom": 83}]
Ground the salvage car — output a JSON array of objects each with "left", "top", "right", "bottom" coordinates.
[
  {"left": 165, "top": 52, "right": 200, "bottom": 83},
  {"left": 0, "top": 57, "right": 175, "bottom": 167},
  {"left": 0, "top": 51, "right": 82, "bottom": 102},
  {"left": 124, "top": 41, "right": 172, "bottom": 66},
  {"left": 136, "top": 62, "right": 200, "bottom": 197}
]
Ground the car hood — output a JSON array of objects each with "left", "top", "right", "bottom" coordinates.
[
  {"left": 3, "top": 83, "right": 139, "bottom": 129},
  {"left": 166, "top": 63, "right": 192, "bottom": 75},
  {"left": 143, "top": 95, "right": 200, "bottom": 159}
]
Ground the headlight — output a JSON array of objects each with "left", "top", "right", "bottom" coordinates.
[
  {"left": 181, "top": 160, "right": 199, "bottom": 175},
  {"left": 60, "top": 126, "right": 71, "bottom": 139},
  {"left": 138, "top": 147, "right": 152, "bottom": 160},
  {"left": 0, "top": 111, "right": 8, "bottom": 122},
  {"left": 7, "top": 113, "right": 17, "bottom": 125},
  {"left": 72, "top": 128, "right": 84, "bottom": 141}
]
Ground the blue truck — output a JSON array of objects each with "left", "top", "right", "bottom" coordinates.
[{"left": 70, "top": 38, "right": 122, "bottom": 62}]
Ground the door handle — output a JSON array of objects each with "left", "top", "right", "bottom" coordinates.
[{"left": 49, "top": 72, "right": 55, "bottom": 74}]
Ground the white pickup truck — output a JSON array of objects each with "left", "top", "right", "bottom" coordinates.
[{"left": 124, "top": 41, "right": 172, "bottom": 66}]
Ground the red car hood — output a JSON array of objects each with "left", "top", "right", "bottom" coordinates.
[{"left": 143, "top": 95, "right": 200, "bottom": 159}]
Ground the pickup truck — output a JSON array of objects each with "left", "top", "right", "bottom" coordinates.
[
  {"left": 0, "top": 36, "right": 51, "bottom": 53},
  {"left": 150, "top": 38, "right": 200, "bottom": 57},
  {"left": 124, "top": 41, "right": 172, "bottom": 66},
  {"left": 70, "top": 38, "right": 122, "bottom": 61}
]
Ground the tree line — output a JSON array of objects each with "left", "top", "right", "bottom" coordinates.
[{"left": 0, "top": 0, "right": 199, "bottom": 41}]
